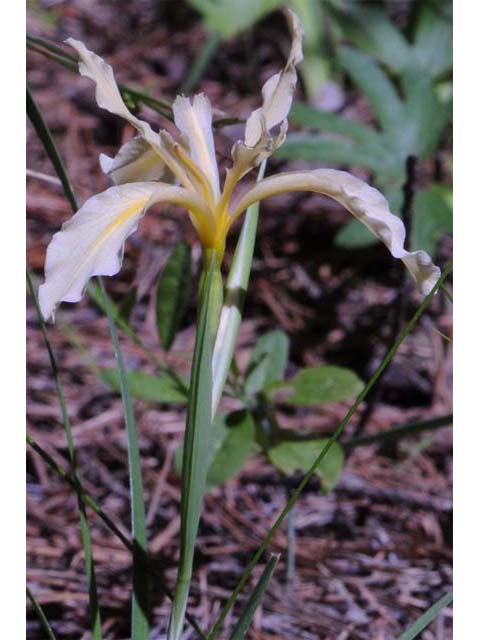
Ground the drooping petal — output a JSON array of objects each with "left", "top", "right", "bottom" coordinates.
[
  {"left": 244, "top": 9, "right": 303, "bottom": 149},
  {"left": 230, "top": 169, "right": 440, "bottom": 296},
  {"left": 100, "top": 136, "right": 169, "bottom": 185},
  {"left": 173, "top": 94, "right": 220, "bottom": 200},
  {"left": 39, "top": 182, "right": 211, "bottom": 320},
  {"left": 66, "top": 38, "right": 195, "bottom": 191}
]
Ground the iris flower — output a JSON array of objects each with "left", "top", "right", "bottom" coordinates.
[{"left": 39, "top": 10, "right": 440, "bottom": 321}]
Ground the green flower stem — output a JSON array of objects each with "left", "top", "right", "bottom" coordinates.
[
  {"left": 181, "top": 31, "right": 222, "bottom": 94},
  {"left": 168, "top": 257, "right": 216, "bottom": 640},
  {"left": 208, "top": 261, "right": 452, "bottom": 639}
]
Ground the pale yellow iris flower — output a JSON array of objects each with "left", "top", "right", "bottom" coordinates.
[{"left": 39, "top": 10, "right": 440, "bottom": 321}]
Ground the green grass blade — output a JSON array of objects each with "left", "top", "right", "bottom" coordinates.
[
  {"left": 208, "top": 261, "right": 452, "bottom": 639},
  {"left": 344, "top": 413, "right": 452, "bottom": 450},
  {"left": 396, "top": 591, "right": 452, "bottom": 640},
  {"left": 181, "top": 31, "right": 221, "bottom": 94},
  {"left": 212, "top": 161, "right": 266, "bottom": 415},
  {"left": 27, "top": 84, "right": 77, "bottom": 212},
  {"left": 168, "top": 256, "right": 216, "bottom": 640},
  {"left": 27, "top": 270, "right": 103, "bottom": 639},
  {"left": 26, "top": 433, "right": 208, "bottom": 639},
  {"left": 229, "top": 554, "right": 279, "bottom": 640},
  {"left": 100, "top": 279, "right": 149, "bottom": 640},
  {"left": 27, "top": 586, "right": 58, "bottom": 640}
]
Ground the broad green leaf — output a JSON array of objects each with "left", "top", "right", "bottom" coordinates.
[
  {"left": 332, "top": 5, "right": 410, "bottom": 74},
  {"left": 244, "top": 330, "right": 289, "bottom": 396},
  {"left": 99, "top": 368, "right": 188, "bottom": 404},
  {"left": 338, "top": 46, "right": 403, "bottom": 133},
  {"left": 277, "top": 135, "right": 384, "bottom": 173},
  {"left": 207, "top": 412, "right": 258, "bottom": 488},
  {"left": 175, "top": 411, "right": 258, "bottom": 489},
  {"left": 334, "top": 218, "right": 378, "bottom": 248},
  {"left": 268, "top": 439, "right": 344, "bottom": 493},
  {"left": 268, "top": 365, "right": 363, "bottom": 406},
  {"left": 186, "top": 0, "right": 282, "bottom": 39},
  {"left": 410, "top": 0, "right": 452, "bottom": 79},
  {"left": 411, "top": 185, "right": 453, "bottom": 255},
  {"left": 156, "top": 241, "right": 192, "bottom": 351},
  {"left": 290, "top": 102, "right": 384, "bottom": 149}
]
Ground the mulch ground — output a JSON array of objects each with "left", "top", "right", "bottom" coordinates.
[{"left": 27, "top": 2, "right": 452, "bottom": 638}]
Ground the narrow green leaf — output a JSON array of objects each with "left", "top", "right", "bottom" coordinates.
[
  {"left": 181, "top": 31, "right": 221, "bottom": 94},
  {"left": 26, "top": 88, "right": 103, "bottom": 638},
  {"left": 26, "top": 433, "right": 208, "bottom": 639},
  {"left": 99, "top": 368, "right": 188, "bottom": 404},
  {"left": 207, "top": 262, "right": 452, "bottom": 639},
  {"left": 27, "top": 586, "right": 58, "bottom": 640},
  {"left": 269, "top": 439, "right": 344, "bottom": 493},
  {"left": 229, "top": 554, "right": 279, "bottom": 640},
  {"left": 396, "top": 591, "right": 452, "bottom": 640},
  {"left": 244, "top": 330, "right": 289, "bottom": 396},
  {"left": 212, "top": 161, "right": 267, "bottom": 415},
  {"left": 27, "top": 273, "right": 103, "bottom": 639},
  {"left": 268, "top": 365, "right": 363, "bottom": 406},
  {"left": 344, "top": 413, "right": 453, "bottom": 450},
  {"left": 27, "top": 85, "right": 77, "bottom": 212},
  {"left": 168, "top": 256, "right": 216, "bottom": 640},
  {"left": 156, "top": 241, "right": 192, "bottom": 351},
  {"left": 101, "top": 280, "right": 149, "bottom": 639}
]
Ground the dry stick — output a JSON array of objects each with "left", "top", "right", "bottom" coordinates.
[
  {"left": 207, "top": 261, "right": 452, "bottom": 639},
  {"left": 352, "top": 155, "right": 418, "bottom": 440}
]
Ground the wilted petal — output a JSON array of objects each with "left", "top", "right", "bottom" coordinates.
[
  {"left": 173, "top": 94, "right": 220, "bottom": 200},
  {"left": 66, "top": 38, "right": 196, "bottom": 190},
  {"left": 244, "top": 9, "right": 303, "bottom": 148},
  {"left": 100, "top": 136, "right": 169, "bottom": 185},
  {"left": 230, "top": 169, "right": 441, "bottom": 296},
  {"left": 39, "top": 182, "right": 210, "bottom": 320}
]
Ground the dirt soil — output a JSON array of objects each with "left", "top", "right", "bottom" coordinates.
[{"left": 27, "top": 2, "right": 452, "bottom": 639}]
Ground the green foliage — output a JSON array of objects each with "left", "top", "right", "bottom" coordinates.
[
  {"left": 268, "top": 439, "right": 344, "bottom": 493},
  {"left": 186, "top": 0, "right": 282, "bottom": 39},
  {"left": 156, "top": 242, "right": 192, "bottom": 351},
  {"left": 279, "top": 3, "right": 452, "bottom": 250},
  {"left": 176, "top": 411, "right": 258, "bottom": 490},
  {"left": 268, "top": 365, "right": 363, "bottom": 405},
  {"left": 244, "top": 330, "right": 289, "bottom": 396},
  {"left": 411, "top": 185, "right": 453, "bottom": 255},
  {"left": 99, "top": 368, "right": 188, "bottom": 404},
  {"left": 396, "top": 591, "right": 452, "bottom": 640}
]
